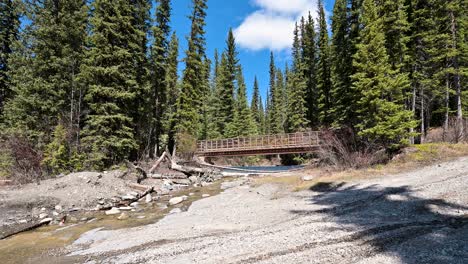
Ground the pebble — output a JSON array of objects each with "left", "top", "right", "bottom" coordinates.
[
  {"left": 117, "top": 213, "right": 129, "bottom": 220},
  {"left": 105, "top": 207, "right": 121, "bottom": 215},
  {"left": 119, "top": 207, "right": 133, "bottom": 211},
  {"left": 169, "top": 197, "right": 185, "bottom": 205},
  {"left": 122, "top": 195, "right": 136, "bottom": 201},
  {"left": 202, "top": 194, "right": 211, "bottom": 198},
  {"left": 301, "top": 176, "right": 314, "bottom": 181},
  {"left": 40, "top": 218, "right": 53, "bottom": 224},
  {"left": 130, "top": 202, "right": 140, "bottom": 207},
  {"left": 145, "top": 194, "right": 152, "bottom": 204},
  {"left": 39, "top": 213, "right": 48, "bottom": 219},
  {"left": 55, "top": 205, "right": 63, "bottom": 212},
  {"left": 189, "top": 193, "right": 195, "bottom": 196}
]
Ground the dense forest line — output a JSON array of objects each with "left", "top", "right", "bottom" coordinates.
[{"left": 0, "top": 0, "right": 466, "bottom": 177}]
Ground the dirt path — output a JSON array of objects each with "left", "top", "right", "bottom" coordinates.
[{"left": 67, "top": 157, "right": 468, "bottom": 263}]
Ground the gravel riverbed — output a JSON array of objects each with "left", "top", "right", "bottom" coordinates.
[{"left": 68, "top": 157, "right": 468, "bottom": 264}]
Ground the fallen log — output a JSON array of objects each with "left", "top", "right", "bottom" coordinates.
[
  {"left": 149, "top": 152, "right": 167, "bottom": 174},
  {"left": 127, "top": 183, "right": 154, "bottom": 192},
  {"left": 0, "top": 218, "right": 52, "bottom": 240},
  {"left": 149, "top": 174, "right": 188, "bottom": 179},
  {"left": 125, "top": 160, "right": 147, "bottom": 184}
]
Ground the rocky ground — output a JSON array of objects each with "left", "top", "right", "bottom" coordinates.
[
  {"left": 0, "top": 165, "right": 221, "bottom": 240},
  {"left": 66, "top": 157, "right": 468, "bottom": 264}
]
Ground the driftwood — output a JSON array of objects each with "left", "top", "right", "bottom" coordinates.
[
  {"left": 149, "top": 151, "right": 167, "bottom": 174},
  {"left": 127, "top": 183, "right": 154, "bottom": 192},
  {"left": 118, "top": 186, "right": 154, "bottom": 206},
  {"left": 150, "top": 174, "right": 188, "bottom": 179},
  {"left": 0, "top": 219, "right": 52, "bottom": 240},
  {"left": 125, "top": 160, "right": 147, "bottom": 184}
]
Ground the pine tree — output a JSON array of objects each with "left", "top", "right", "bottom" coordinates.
[
  {"left": 276, "top": 68, "right": 287, "bottom": 131},
  {"left": 219, "top": 29, "right": 238, "bottom": 135},
  {"left": 317, "top": 0, "right": 333, "bottom": 126},
  {"left": 177, "top": 0, "right": 208, "bottom": 137},
  {"left": 330, "top": 0, "right": 355, "bottom": 127},
  {"left": 150, "top": 0, "right": 171, "bottom": 156},
  {"left": 302, "top": 13, "right": 318, "bottom": 127},
  {"left": 251, "top": 76, "right": 262, "bottom": 129},
  {"left": 80, "top": 0, "right": 145, "bottom": 167},
  {"left": 5, "top": 0, "right": 87, "bottom": 147},
  {"left": 0, "top": 0, "right": 20, "bottom": 117},
  {"left": 268, "top": 52, "right": 283, "bottom": 133},
  {"left": 287, "top": 24, "right": 309, "bottom": 132},
  {"left": 352, "top": 0, "right": 416, "bottom": 148},
  {"left": 163, "top": 32, "right": 179, "bottom": 150}
]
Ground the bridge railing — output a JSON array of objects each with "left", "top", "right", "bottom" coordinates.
[{"left": 196, "top": 131, "right": 320, "bottom": 153}]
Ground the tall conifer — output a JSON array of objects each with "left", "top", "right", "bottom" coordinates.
[{"left": 317, "top": 0, "right": 333, "bottom": 125}]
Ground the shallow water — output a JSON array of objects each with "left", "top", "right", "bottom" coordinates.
[
  {"left": 0, "top": 181, "right": 223, "bottom": 264},
  {"left": 225, "top": 165, "right": 304, "bottom": 173}
]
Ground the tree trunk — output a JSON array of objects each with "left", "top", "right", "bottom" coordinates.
[
  {"left": 420, "top": 86, "right": 425, "bottom": 143},
  {"left": 443, "top": 75, "right": 450, "bottom": 142},
  {"left": 450, "top": 10, "right": 463, "bottom": 142}
]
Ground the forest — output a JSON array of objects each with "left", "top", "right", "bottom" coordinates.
[{"left": 0, "top": 0, "right": 466, "bottom": 178}]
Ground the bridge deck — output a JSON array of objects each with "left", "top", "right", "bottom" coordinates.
[{"left": 196, "top": 131, "right": 320, "bottom": 157}]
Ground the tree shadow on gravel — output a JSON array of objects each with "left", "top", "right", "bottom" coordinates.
[{"left": 291, "top": 182, "right": 468, "bottom": 264}]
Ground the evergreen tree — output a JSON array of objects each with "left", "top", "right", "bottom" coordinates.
[
  {"left": 251, "top": 76, "right": 262, "bottom": 129},
  {"left": 276, "top": 68, "right": 288, "bottom": 131},
  {"left": 330, "top": 0, "right": 355, "bottom": 127},
  {"left": 150, "top": 0, "right": 171, "bottom": 156},
  {"left": 317, "top": 0, "right": 333, "bottom": 125},
  {"left": 177, "top": 0, "right": 208, "bottom": 137},
  {"left": 5, "top": 0, "right": 87, "bottom": 148},
  {"left": 219, "top": 28, "right": 238, "bottom": 135},
  {"left": 80, "top": 0, "right": 145, "bottom": 167},
  {"left": 302, "top": 13, "right": 318, "bottom": 127},
  {"left": 268, "top": 52, "right": 283, "bottom": 133},
  {"left": 287, "top": 24, "right": 309, "bottom": 132},
  {"left": 0, "top": 0, "right": 20, "bottom": 117},
  {"left": 163, "top": 32, "right": 179, "bottom": 149},
  {"left": 352, "top": 0, "right": 416, "bottom": 148}
]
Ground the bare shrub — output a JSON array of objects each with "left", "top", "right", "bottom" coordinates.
[
  {"left": 4, "top": 135, "right": 43, "bottom": 184},
  {"left": 318, "top": 128, "right": 388, "bottom": 169},
  {"left": 175, "top": 132, "right": 197, "bottom": 160},
  {"left": 426, "top": 117, "right": 468, "bottom": 143}
]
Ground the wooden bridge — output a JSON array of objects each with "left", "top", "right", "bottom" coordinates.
[{"left": 196, "top": 131, "right": 321, "bottom": 157}]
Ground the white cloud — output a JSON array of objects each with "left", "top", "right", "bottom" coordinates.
[{"left": 234, "top": 0, "right": 319, "bottom": 51}]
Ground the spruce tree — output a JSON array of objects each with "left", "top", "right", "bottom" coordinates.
[
  {"left": 268, "top": 52, "right": 283, "bottom": 133},
  {"left": 0, "top": 0, "right": 20, "bottom": 117},
  {"left": 163, "top": 32, "right": 179, "bottom": 150},
  {"left": 330, "top": 0, "right": 355, "bottom": 127},
  {"left": 177, "top": 0, "right": 208, "bottom": 137},
  {"left": 251, "top": 76, "right": 262, "bottom": 129},
  {"left": 5, "top": 0, "right": 87, "bottom": 148},
  {"left": 219, "top": 29, "right": 238, "bottom": 135},
  {"left": 302, "top": 13, "right": 318, "bottom": 127},
  {"left": 150, "top": 0, "right": 171, "bottom": 156},
  {"left": 317, "top": 0, "right": 333, "bottom": 126},
  {"left": 352, "top": 0, "right": 416, "bottom": 148},
  {"left": 80, "top": 0, "right": 145, "bottom": 167},
  {"left": 287, "top": 24, "right": 309, "bottom": 132}
]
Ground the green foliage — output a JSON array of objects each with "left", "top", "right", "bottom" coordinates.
[
  {"left": 352, "top": 0, "right": 417, "bottom": 149},
  {"left": 317, "top": 0, "right": 333, "bottom": 126}
]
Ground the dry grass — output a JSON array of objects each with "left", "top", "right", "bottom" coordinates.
[{"left": 252, "top": 143, "right": 468, "bottom": 192}]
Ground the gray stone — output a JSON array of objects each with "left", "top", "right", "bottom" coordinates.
[
  {"left": 188, "top": 176, "right": 198, "bottom": 184},
  {"left": 301, "top": 176, "right": 314, "bottom": 181},
  {"left": 145, "top": 194, "right": 152, "bottom": 204},
  {"left": 119, "top": 207, "right": 133, "bottom": 211},
  {"left": 55, "top": 205, "right": 63, "bottom": 212},
  {"left": 105, "top": 207, "right": 121, "bottom": 215},
  {"left": 19, "top": 219, "right": 28, "bottom": 224},
  {"left": 39, "top": 213, "right": 48, "bottom": 219},
  {"left": 168, "top": 197, "right": 184, "bottom": 205},
  {"left": 117, "top": 213, "right": 129, "bottom": 220},
  {"left": 202, "top": 194, "right": 211, "bottom": 198},
  {"left": 40, "top": 218, "right": 53, "bottom": 224},
  {"left": 122, "top": 195, "right": 136, "bottom": 201},
  {"left": 130, "top": 202, "right": 140, "bottom": 207}
]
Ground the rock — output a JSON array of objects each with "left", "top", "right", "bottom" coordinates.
[
  {"left": 119, "top": 207, "right": 133, "bottom": 211},
  {"left": 157, "top": 203, "right": 168, "bottom": 209},
  {"left": 122, "top": 195, "right": 136, "bottom": 201},
  {"left": 168, "top": 197, "right": 184, "bottom": 205},
  {"left": 117, "top": 213, "right": 129, "bottom": 220},
  {"left": 80, "top": 217, "right": 89, "bottom": 222},
  {"left": 301, "top": 176, "right": 314, "bottom": 181},
  {"left": 172, "top": 179, "right": 191, "bottom": 185},
  {"left": 69, "top": 217, "right": 78, "bottom": 222},
  {"left": 105, "top": 207, "right": 121, "bottom": 215},
  {"left": 130, "top": 202, "right": 139, "bottom": 207},
  {"left": 40, "top": 218, "right": 53, "bottom": 224},
  {"left": 97, "top": 173, "right": 103, "bottom": 179},
  {"left": 19, "top": 219, "right": 28, "bottom": 224},
  {"left": 159, "top": 188, "right": 171, "bottom": 195},
  {"left": 52, "top": 211, "right": 59, "bottom": 216},
  {"left": 129, "top": 191, "right": 139, "bottom": 197},
  {"left": 169, "top": 208, "right": 182, "bottom": 214},
  {"left": 39, "top": 213, "right": 48, "bottom": 219},
  {"left": 188, "top": 176, "right": 198, "bottom": 184},
  {"left": 103, "top": 171, "right": 108, "bottom": 174},
  {"left": 55, "top": 205, "right": 63, "bottom": 212},
  {"left": 201, "top": 182, "right": 211, "bottom": 187},
  {"left": 137, "top": 216, "right": 146, "bottom": 219},
  {"left": 189, "top": 193, "right": 195, "bottom": 196},
  {"left": 202, "top": 194, "right": 210, "bottom": 198},
  {"left": 145, "top": 194, "right": 152, "bottom": 204},
  {"left": 181, "top": 195, "right": 188, "bottom": 201},
  {"left": 41, "top": 207, "right": 47, "bottom": 212},
  {"left": 98, "top": 200, "right": 105, "bottom": 205}
]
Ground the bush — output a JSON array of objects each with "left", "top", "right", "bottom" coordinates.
[
  {"left": 175, "top": 131, "right": 197, "bottom": 160},
  {"left": 318, "top": 128, "right": 388, "bottom": 169}
]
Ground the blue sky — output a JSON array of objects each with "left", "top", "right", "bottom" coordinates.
[{"left": 170, "top": 0, "right": 335, "bottom": 103}]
